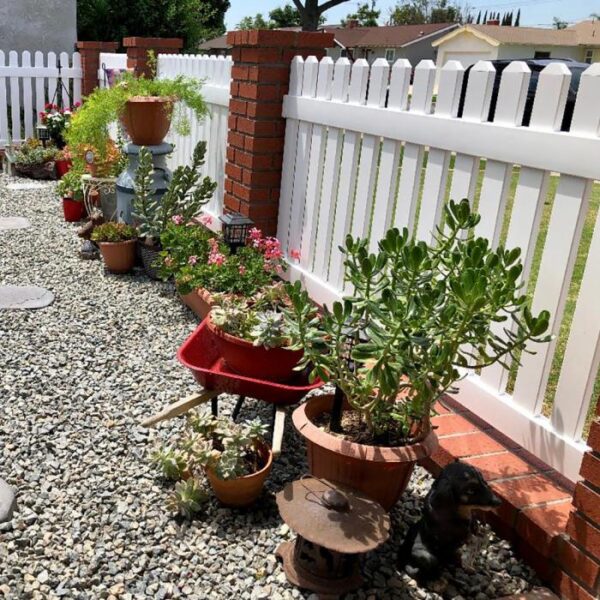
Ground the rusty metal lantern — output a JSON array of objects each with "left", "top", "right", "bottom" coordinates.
[
  {"left": 276, "top": 477, "right": 390, "bottom": 597},
  {"left": 219, "top": 212, "right": 253, "bottom": 252}
]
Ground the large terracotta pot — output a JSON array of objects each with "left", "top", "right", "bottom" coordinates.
[
  {"left": 207, "top": 316, "right": 303, "bottom": 382},
  {"left": 205, "top": 442, "right": 273, "bottom": 507},
  {"left": 120, "top": 96, "right": 174, "bottom": 146},
  {"left": 98, "top": 240, "right": 137, "bottom": 274},
  {"left": 293, "top": 394, "right": 438, "bottom": 510},
  {"left": 179, "top": 288, "right": 214, "bottom": 320}
]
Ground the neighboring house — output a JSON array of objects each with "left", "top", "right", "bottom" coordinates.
[
  {"left": 432, "top": 21, "right": 600, "bottom": 70},
  {"left": 200, "top": 22, "right": 459, "bottom": 65},
  {"left": 0, "top": 0, "right": 77, "bottom": 56}
]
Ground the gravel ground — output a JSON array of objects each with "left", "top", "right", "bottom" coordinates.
[{"left": 0, "top": 174, "right": 539, "bottom": 600}]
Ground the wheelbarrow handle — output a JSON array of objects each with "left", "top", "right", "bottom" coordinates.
[{"left": 141, "top": 390, "right": 220, "bottom": 428}]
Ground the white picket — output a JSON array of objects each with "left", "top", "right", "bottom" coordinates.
[
  {"left": 313, "top": 58, "right": 350, "bottom": 279},
  {"left": 416, "top": 61, "right": 464, "bottom": 243},
  {"left": 46, "top": 52, "right": 57, "bottom": 111},
  {"left": 9, "top": 52, "right": 21, "bottom": 141},
  {"left": 72, "top": 52, "right": 82, "bottom": 105},
  {"left": 393, "top": 60, "right": 435, "bottom": 233},
  {"left": 329, "top": 59, "right": 369, "bottom": 289},
  {"left": 21, "top": 52, "right": 33, "bottom": 139},
  {"left": 0, "top": 51, "right": 8, "bottom": 146}
]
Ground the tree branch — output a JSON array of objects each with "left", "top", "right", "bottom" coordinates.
[
  {"left": 319, "top": 0, "right": 350, "bottom": 14},
  {"left": 291, "top": 0, "right": 305, "bottom": 12}
]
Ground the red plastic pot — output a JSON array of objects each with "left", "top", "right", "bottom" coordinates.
[
  {"left": 55, "top": 159, "right": 72, "bottom": 178},
  {"left": 206, "top": 316, "right": 303, "bottom": 383},
  {"left": 62, "top": 197, "right": 85, "bottom": 222}
]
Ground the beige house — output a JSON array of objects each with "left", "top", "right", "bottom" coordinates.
[{"left": 432, "top": 21, "right": 600, "bottom": 69}]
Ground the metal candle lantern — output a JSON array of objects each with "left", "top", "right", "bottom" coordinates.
[
  {"left": 276, "top": 477, "right": 390, "bottom": 598},
  {"left": 36, "top": 124, "right": 50, "bottom": 146},
  {"left": 219, "top": 212, "right": 253, "bottom": 252}
]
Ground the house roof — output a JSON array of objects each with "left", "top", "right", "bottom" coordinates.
[
  {"left": 323, "top": 22, "right": 458, "bottom": 49},
  {"left": 199, "top": 34, "right": 229, "bottom": 51},
  {"left": 432, "top": 21, "right": 600, "bottom": 49}
]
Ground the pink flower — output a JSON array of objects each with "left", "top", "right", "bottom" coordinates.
[
  {"left": 248, "top": 227, "right": 263, "bottom": 248},
  {"left": 208, "top": 252, "right": 226, "bottom": 266},
  {"left": 238, "top": 265, "right": 246, "bottom": 275},
  {"left": 290, "top": 249, "right": 301, "bottom": 262},
  {"left": 200, "top": 215, "right": 213, "bottom": 226},
  {"left": 171, "top": 215, "right": 184, "bottom": 225},
  {"left": 263, "top": 237, "right": 283, "bottom": 261},
  {"left": 188, "top": 255, "right": 198, "bottom": 266},
  {"left": 164, "top": 256, "right": 174, "bottom": 267}
]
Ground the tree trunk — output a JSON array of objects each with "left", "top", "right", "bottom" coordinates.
[{"left": 301, "top": 0, "right": 321, "bottom": 31}]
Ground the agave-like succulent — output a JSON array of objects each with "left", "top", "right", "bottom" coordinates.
[
  {"left": 166, "top": 478, "right": 208, "bottom": 519},
  {"left": 150, "top": 446, "right": 188, "bottom": 481},
  {"left": 250, "top": 311, "right": 287, "bottom": 349}
]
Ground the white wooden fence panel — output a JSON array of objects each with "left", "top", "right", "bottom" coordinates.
[
  {"left": 280, "top": 56, "right": 600, "bottom": 481},
  {"left": 0, "top": 52, "right": 8, "bottom": 146},
  {"left": 9, "top": 52, "right": 21, "bottom": 141},
  {"left": 21, "top": 52, "right": 33, "bottom": 139}
]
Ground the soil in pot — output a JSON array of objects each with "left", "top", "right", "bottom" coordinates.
[
  {"left": 293, "top": 394, "right": 438, "bottom": 510},
  {"left": 120, "top": 96, "right": 174, "bottom": 146},
  {"left": 207, "top": 316, "right": 303, "bottom": 382},
  {"left": 205, "top": 442, "right": 273, "bottom": 507},
  {"left": 62, "top": 198, "right": 85, "bottom": 222},
  {"left": 179, "top": 288, "right": 213, "bottom": 320},
  {"left": 98, "top": 240, "right": 137, "bottom": 274}
]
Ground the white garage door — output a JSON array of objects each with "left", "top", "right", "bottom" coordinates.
[{"left": 441, "top": 51, "right": 494, "bottom": 69}]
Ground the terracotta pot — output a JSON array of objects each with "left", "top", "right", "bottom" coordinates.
[
  {"left": 98, "top": 239, "right": 137, "bottom": 274},
  {"left": 207, "top": 316, "right": 303, "bottom": 382},
  {"left": 62, "top": 198, "right": 85, "bottom": 222},
  {"left": 120, "top": 96, "right": 174, "bottom": 146},
  {"left": 205, "top": 442, "right": 273, "bottom": 507},
  {"left": 293, "top": 394, "right": 438, "bottom": 510},
  {"left": 179, "top": 288, "right": 214, "bottom": 320}
]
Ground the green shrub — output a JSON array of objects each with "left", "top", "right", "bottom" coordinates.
[{"left": 91, "top": 222, "right": 138, "bottom": 243}]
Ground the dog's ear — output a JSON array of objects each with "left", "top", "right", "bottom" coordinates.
[{"left": 429, "top": 477, "right": 455, "bottom": 509}]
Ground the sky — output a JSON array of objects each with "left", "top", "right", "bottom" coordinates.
[{"left": 225, "top": 0, "right": 600, "bottom": 30}]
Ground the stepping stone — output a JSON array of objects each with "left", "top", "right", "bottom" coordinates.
[
  {"left": 6, "top": 182, "right": 46, "bottom": 191},
  {"left": 0, "top": 478, "right": 16, "bottom": 522},
  {"left": 0, "top": 286, "right": 54, "bottom": 309},
  {"left": 0, "top": 217, "right": 31, "bottom": 231}
]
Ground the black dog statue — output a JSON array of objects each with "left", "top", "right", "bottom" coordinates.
[{"left": 398, "top": 460, "right": 502, "bottom": 582}]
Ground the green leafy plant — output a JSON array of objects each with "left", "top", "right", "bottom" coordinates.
[
  {"left": 56, "top": 168, "right": 85, "bottom": 201},
  {"left": 166, "top": 478, "right": 208, "bottom": 519},
  {"left": 151, "top": 447, "right": 189, "bottom": 481},
  {"left": 65, "top": 71, "right": 208, "bottom": 162},
  {"left": 13, "top": 139, "right": 59, "bottom": 166},
  {"left": 285, "top": 199, "right": 551, "bottom": 445},
  {"left": 91, "top": 222, "right": 138, "bottom": 243},
  {"left": 132, "top": 141, "right": 217, "bottom": 244}
]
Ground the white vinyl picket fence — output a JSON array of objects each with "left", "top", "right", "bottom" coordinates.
[
  {"left": 278, "top": 55, "right": 600, "bottom": 481},
  {"left": 157, "top": 53, "right": 231, "bottom": 221},
  {"left": 0, "top": 50, "right": 82, "bottom": 148},
  {"left": 97, "top": 52, "right": 128, "bottom": 89}
]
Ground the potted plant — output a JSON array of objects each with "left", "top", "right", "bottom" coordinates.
[
  {"left": 39, "top": 102, "right": 79, "bottom": 149},
  {"left": 132, "top": 141, "right": 217, "bottom": 279},
  {"left": 91, "top": 222, "right": 138, "bottom": 273},
  {"left": 65, "top": 71, "right": 207, "bottom": 153},
  {"left": 285, "top": 199, "right": 551, "bottom": 510},
  {"left": 55, "top": 147, "right": 73, "bottom": 179},
  {"left": 56, "top": 168, "right": 86, "bottom": 222},
  {"left": 13, "top": 138, "right": 59, "bottom": 180},
  {"left": 152, "top": 413, "right": 272, "bottom": 510},
  {"left": 208, "top": 283, "right": 303, "bottom": 382}
]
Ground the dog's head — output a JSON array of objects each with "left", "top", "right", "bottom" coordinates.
[{"left": 428, "top": 461, "right": 501, "bottom": 517}]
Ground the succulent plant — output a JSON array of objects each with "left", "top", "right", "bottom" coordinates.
[
  {"left": 250, "top": 311, "right": 287, "bottom": 349},
  {"left": 150, "top": 447, "right": 188, "bottom": 481},
  {"left": 166, "top": 478, "right": 208, "bottom": 519},
  {"left": 90, "top": 222, "right": 138, "bottom": 243}
]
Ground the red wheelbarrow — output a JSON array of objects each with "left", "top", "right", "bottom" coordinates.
[{"left": 141, "top": 318, "right": 323, "bottom": 456}]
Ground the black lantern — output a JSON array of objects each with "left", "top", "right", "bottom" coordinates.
[
  {"left": 219, "top": 212, "right": 253, "bottom": 252},
  {"left": 36, "top": 124, "right": 50, "bottom": 146}
]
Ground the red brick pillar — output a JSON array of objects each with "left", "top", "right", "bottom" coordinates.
[
  {"left": 556, "top": 403, "right": 600, "bottom": 599},
  {"left": 123, "top": 37, "right": 183, "bottom": 78},
  {"left": 223, "top": 29, "right": 334, "bottom": 235},
  {"left": 76, "top": 41, "right": 119, "bottom": 96}
]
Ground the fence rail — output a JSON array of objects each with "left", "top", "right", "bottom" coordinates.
[
  {"left": 0, "top": 50, "right": 82, "bottom": 147},
  {"left": 278, "top": 55, "right": 600, "bottom": 481}
]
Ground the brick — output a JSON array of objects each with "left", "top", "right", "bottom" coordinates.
[
  {"left": 235, "top": 150, "right": 273, "bottom": 170},
  {"left": 437, "top": 432, "right": 506, "bottom": 458},
  {"left": 246, "top": 101, "right": 284, "bottom": 119},
  {"left": 239, "top": 83, "right": 281, "bottom": 102},
  {"left": 224, "top": 178, "right": 233, "bottom": 194},
  {"left": 229, "top": 99, "right": 247, "bottom": 116},
  {"left": 463, "top": 452, "right": 537, "bottom": 481},
  {"left": 516, "top": 500, "right": 571, "bottom": 555},
  {"left": 573, "top": 483, "right": 600, "bottom": 524},
  {"left": 231, "top": 65, "right": 249, "bottom": 80},
  {"left": 76, "top": 41, "right": 119, "bottom": 51},
  {"left": 231, "top": 48, "right": 242, "bottom": 63},
  {"left": 248, "top": 65, "right": 290, "bottom": 83},
  {"left": 492, "top": 475, "right": 571, "bottom": 509},
  {"left": 228, "top": 115, "right": 238, "bottom": 131},
  {"left": 557, "top": 536, "right": 600, "bottom": 589},
  {"left": 226, "top": 147, "right": 236, "bottom": 162},
  {"left": 247, "top": 29, "right": 299, "bottom": 47},
  {"left": 587, "top": 420, "right": 600, "bottom": 452},
  {"left": 432, "top": 414, "right": 478, "bottom": 437},
  {"left": 227, "top": 131, "right": 246, "bottom": 150},
  {"left": 230, "top": 81, "right": 240, "bottom": 96},
  {"left": 243, "top": 203, "right": 280, "bottom": 220},
  {"left": 232, "top": 182, "right": 271, "bottom": 203},
  {"left": 225, "top": 163, "right": 242, "bottom": 182},
  {"left": 122, "top": 37, "right": 183, "bottom": 49},
  {"left": 580, "top": 452, "right": 600, "bottom": 488},
  {"left": 223, "top": 193, "right": 241, "bottom": 212},
  {"left": 244, "top": 136, "right": 285, "bottom": 154},
  {"left": 296, "top": 32, "right": 336, "bottom": 49},
  {"left": 242, "top": 169, "right": 281, "bottom": 187},
  {"left": 554, "top": 570, "right": 597, "bottom": 600},
  {"left": 567, "top": 512, "right": 600, "bottom": 562},
  {"left": 240, "top": 47, "right": 282, "bottom": 64}
]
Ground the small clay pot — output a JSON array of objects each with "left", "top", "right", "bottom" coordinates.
[
  {"left": 207, "top": 315, "right": 303, "bottom": 382},
  {"left": 98, "top": 239, "right": 137, "bottom": 274},
  {"left": 62, "top": 198, "right": 85, "bottom": 222},
  {"left": 293, "top": 394, "right": 438, "bottom": 510},
  {"left": 205, "top": 442, "right": 273, "bottom": 507},
  {"left": 120, "top": 96, "right": 174, "bottom": 146},
  {"left": 179, "top": 288, "right": 214, "bottom": 320}
]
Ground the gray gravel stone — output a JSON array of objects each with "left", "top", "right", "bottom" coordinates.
[
  {"left": 0, "top": 174, "right": 540, "bottom": 599},
  {"left": 0, "top": 478, "right": 16, "bottom": 522}
]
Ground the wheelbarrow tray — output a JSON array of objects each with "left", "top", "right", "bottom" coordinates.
[{"left": 177, "top": 318, "right": 322, "bottom": 405}]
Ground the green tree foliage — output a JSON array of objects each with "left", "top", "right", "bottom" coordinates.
[
  {"left": 77, "top": 0, "right": 230, "bottom": 51},
  {"left": 238, "top": 3, "right": 325, "bottom": 30},
  {"left": 553, "top": 16, "right": 568, "bottom": 30},
  {"left": 341, "top": 1, "right": 381, "bottom": 27},
  {"left": 237, "top": 13, "right": 270, "bottom": 30},
  {"left": 291, "top": 0, "right": 350, "bottom": 31},
  {"left": 388, "top": 0, "right": 462, "bottom": 25}
]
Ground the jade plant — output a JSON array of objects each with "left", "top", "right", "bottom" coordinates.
[
  {"left": 65, "top": 72, "right": 207, "bottom": 161},
  {"left": 285, "top": 199, "right": 551, "bottom": 445},
  {"left": 132, "top": 141, "right": 217, "bottom": 245}
]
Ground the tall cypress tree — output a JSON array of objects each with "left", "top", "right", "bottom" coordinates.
[
  {"left": 483, "top": 10, "right": 488, "bottom": 23},
  {"left": 476, "top": 10, "right": 481, "bottom": 24},
  {"left": 515, "top": 9, "right": 521, "bottom": 26}
]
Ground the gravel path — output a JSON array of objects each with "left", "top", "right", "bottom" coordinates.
[{"left": 0, "top": 174, "right": 538, "bottom": 600}]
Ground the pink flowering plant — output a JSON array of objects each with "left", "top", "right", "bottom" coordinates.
[{"left": 39, "top": 102, "right": 80, "bottom": 148}]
